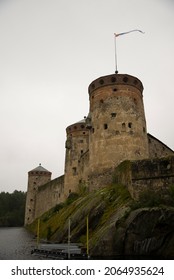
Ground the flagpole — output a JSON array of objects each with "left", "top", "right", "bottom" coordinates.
[
  {"left": 114, "top": 29, "right": 144, "bottom": 74},
  {"left": 114, "top": 34, "right": 118, "bottom": 74}
]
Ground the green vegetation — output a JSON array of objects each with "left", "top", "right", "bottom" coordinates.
[
  {"left": 26, "top": 181, "right": 174, "bottom": 257},
  {"left": 0, "top": 190, "right": 26, "bottom": 227},
  {"left": 26, "top": 183, "right": 132, "bottom": 247}
]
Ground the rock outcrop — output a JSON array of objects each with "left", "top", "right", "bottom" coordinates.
[{"left": 27, "top": 183, "right": 174, "bottom": 259}]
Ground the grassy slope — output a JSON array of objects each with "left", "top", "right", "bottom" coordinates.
[{"left": 26, "top": 183, "right": 132, "bottom": 250}]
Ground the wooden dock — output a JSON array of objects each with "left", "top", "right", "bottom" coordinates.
[{"left": 31, "top": 243, "right": 88, "bottom": 259}]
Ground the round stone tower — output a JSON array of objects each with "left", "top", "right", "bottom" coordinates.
[
  {"left": 88, "top": 73, "right": 149, "bottom": 174},
  {"left": 64, "top": 119, "right": 89, "bottom": 197},
  {"left": 24, "top": 164, "right": 51, "bottom": 225}
]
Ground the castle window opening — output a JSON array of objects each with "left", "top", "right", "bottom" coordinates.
[
  {"left": 79, "top": 139, "right": 84, "bottom": 143},
  {"left": 104, "top": 123, "right": 108, "bottom": 130},
  {"left": 100, "top": 99, "right": 104, "bottom": 103},
  {"left": 83, "top": 132, "right": 86, "bottom": 134},
  {"left": 81, "top": 150, "right": 83, "bottom": 154},
  {"left": 74, "top": 126, "right": 77, "bottom": 129},
  {"left": 143, "top": 127, "right": 146, "bottom": 133},
  {"left": 111, "top": 113, "right": 117, "bottom": 118},
  {"left": 99, "top": 79, "right": 104, "bottom": 85},
  {"left": 81, "top": 125, "right": 85, "bottom": 129},
  {"left": 72, "top": 167, "right": 77, "bottom": 175},
  {"left": 113, "top": 88, "right": 117, "bottom": 92},
  {"left": 69, "top": 189, "right": 71, "bottom": 194},
  {"left": 128, "top": 122, "right": 132, "bottom": 128},
  {"left": 122, "top": 123, "right": 126, "bottom": 131},
  {"left": 92, "top": 128, "right": 95, "bottom": 133}
]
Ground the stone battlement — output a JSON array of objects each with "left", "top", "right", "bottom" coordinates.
[{"left": 88, "top": 73, "right": 143, "bottom": 95}]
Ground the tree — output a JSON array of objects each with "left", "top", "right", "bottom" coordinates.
[{"left": 0, "top": 190, "right": 26, "bottom": 227}]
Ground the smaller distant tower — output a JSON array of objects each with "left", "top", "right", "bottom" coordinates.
[{"left": 24, "top": 164, "right": 51, "bottom": 225}]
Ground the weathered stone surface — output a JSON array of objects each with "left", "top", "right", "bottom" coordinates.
[{"left": 90, "top": 207, "right": 174, "bottom": 259}]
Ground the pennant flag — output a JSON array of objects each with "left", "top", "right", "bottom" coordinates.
[{"left": 114, "top": 29, "right": 145, "bottom": 37}]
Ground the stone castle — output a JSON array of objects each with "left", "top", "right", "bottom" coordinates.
[{"left": 25, "top": 72, "right": 174, "bottom": 225}]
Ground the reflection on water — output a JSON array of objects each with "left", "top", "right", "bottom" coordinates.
[{"left": 0, "top": 227, "right": 41, "bottom": 260}]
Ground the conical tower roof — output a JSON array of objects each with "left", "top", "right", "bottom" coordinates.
[{"left": 29, "top": 164, "right": 51, "bottom": 174}]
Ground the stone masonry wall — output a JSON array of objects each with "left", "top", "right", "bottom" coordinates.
[
  {"left": 148, "top": 133, "right": 174, "bottom": 159},
  {"left": 114, "top": 157, "right": 174, "bottom": 200},
  {"left": 130, "top": 156, "right": 174, "bottom": 199},
  {"left": 35, "top": 175, "right": 64, "bottom": 219},
  {"left": 88, "top": 168, "right": 114, "bottom": 191}
]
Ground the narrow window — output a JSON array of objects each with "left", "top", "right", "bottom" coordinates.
[
  {"left": 104, "top": 124, "right": 108, "bottom": 130},
  {"left": 111, "top": 113, "right": 116, "bottom": 118},
  {"left": 128, "top": 122, "right": 132, "bottom": 128},
  {"left": 72, "top": 167, "right": 77, "bottom": 175},
  {"left": 122, "top": 123, "right": 126, "bottom": 131}
]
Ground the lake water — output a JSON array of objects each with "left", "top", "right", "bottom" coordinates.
[{"left": 0, "top": 227, "right": 41, "bottom": 260}]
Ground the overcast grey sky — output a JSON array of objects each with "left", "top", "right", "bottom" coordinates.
[{"left": 0, "top": 0, "right": 174, "bottom": 193}]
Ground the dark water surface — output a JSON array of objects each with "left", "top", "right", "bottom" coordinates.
[{"left": 0, "top": 227, "right": 41, "bottom": 260}]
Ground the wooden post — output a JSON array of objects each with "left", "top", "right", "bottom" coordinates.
[
  {"left": 37, "top": 218, "right": 40, "bottom": 248},
  {"left": 68, "top": 218, "right": 71, "bottom": 259},
  {"left": 86, "top": 215, "right": 89, "bottom": 257}
]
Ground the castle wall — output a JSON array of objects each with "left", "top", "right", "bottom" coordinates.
[
  {"left": 88, "top": 168, "right": 114, "bottom": 191},
  {"left": 130, "top": 156, "right": 174, "bottom": 199},
  {"left": 148, "top": 133, "right": 174, "bottom": 158},
  {"left": 113, "top": 157, "right": 174, "bottom": 200},
  {"left": 35, "top": 175, "right": 64, "bottom": 219},
  {"left": 78, "top": 149, "right": 90, "bottom": 188}
]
